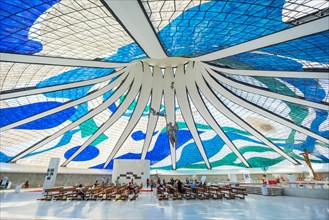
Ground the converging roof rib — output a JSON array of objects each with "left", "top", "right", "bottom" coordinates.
[
  {"left": 0, "top": 53, "right": 130, "bottom": 68},
  {"left": 193, "top": 16, "right": 329, "bottom": 61},
  {"left": 102, "top": 0, "right": 167, "bottom": 59},
  {"left": 205, "top": 63, "right": 329, "bottom": 79}
]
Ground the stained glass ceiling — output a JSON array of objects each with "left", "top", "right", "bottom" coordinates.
[{"left": 0, "top": 0, "right": 328, "bottom": 171}]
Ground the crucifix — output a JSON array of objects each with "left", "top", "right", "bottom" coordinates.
[{"left": 299, "top": 148, "right": 316, "bottom": 179}]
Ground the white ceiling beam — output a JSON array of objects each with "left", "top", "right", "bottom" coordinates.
[
  {"left": 62, "top": 64, "right": 144, "bottom": 167},
  {"left": 197, "top": 66, "right": 301, "bottom": 165},
  {"left": 141, "top": 66, "right": 164, "bottom": 159},
  {"left": 0, "top": 68, "right": 127, "bottom": 100},
  {"left": 204, "top": 63, "right": 329, "bottom": 79},
  {"left": 0, "top": 52, "right": 129, "bottom": 68},
  {"left": 193, "top": 17, "right": 329, "bottom": 61},
  {"left": 9, "top": 69, "right": 136, "bottom": 163},
  {"left": 206, "top": 67, "right": 329, "bottom": 111},
  {"left": 188, "top": 62, "right": 250, "bottom": 168},
  {"left": 202, "top": 65, "right": 328, "bottom": 144},
  {"left": 175, "top": 63, "right": 211, "bottom": 169},
  {"left": 1, "top": 70, "right": 129, "bottom": 132},
  {"left": 163, "top": 65, "right": 178, "bottom": 170},
  {"left": 102, "top": 65, "right": 152, "bottom": 169},
  {"left": 103, "top": 0, "right": 167, "bottom": 59}
]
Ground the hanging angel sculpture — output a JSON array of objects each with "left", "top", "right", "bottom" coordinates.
[{"left": 166, "top": 122, "right": 178, "bottom": 147}]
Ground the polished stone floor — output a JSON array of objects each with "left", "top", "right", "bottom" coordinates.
[{"left": 0, "top": 190, "right": 328, "bottom": 220}]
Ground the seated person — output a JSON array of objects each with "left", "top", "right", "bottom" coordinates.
[
  {"left": 93, "top": 180, "right": 99, "bottom": 188},
  {"left": 128, "top": 182, "right": 136, "bottom": 194},
  {"left": 190, "top": 182, "right": 196, "bottom": 193},
  {"left": 76, "top": 184, "right": 85, "bottom": 200}
]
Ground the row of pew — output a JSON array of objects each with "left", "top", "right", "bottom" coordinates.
[
  {"left": 38, "top": 183, "right": 143, "bottom": 201},
  {"left": 157, "top": 185, "right": 247, "bottom": 200}
]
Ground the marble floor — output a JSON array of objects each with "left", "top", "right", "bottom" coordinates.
[{"left": 0, "top": 190, "right": 328, "bottom": 220}]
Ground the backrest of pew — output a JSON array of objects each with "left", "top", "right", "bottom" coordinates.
[{"left": 44, "top": 187, "right": 63, "bottom": 193}]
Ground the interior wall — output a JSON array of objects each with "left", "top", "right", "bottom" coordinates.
[
  {"left": 1, "top": 172, "right": 328, "bottom": 188},
  {"left": 112, "top": 160, "right": 150, "bottom": 186},
  {"left": 0, "top": 173, "right": 112, "bottom": 188}
]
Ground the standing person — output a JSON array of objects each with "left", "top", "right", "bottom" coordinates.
[
  {"left": 150, "top": 179, "right": 154, "bottom": 192},
  {"left": 147, "top": 178, "right": 150, "bottom": 188},
  {"left": 76, "top": 184, "right": 85, "bottom": 200},
  {"left": 24, "top": 181, "right": 29, "bottom": 188},
  {"left": 115, "top": 177, "right": 120, "bottom": 186},
  {"left": 177, "top": 179, "right": 183, "bottom": 193},
  {"left": 162, "top": 179, "right": 166, "bottom": 187}
]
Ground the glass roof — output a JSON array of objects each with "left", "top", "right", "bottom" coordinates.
[{"left": 0, "top": 0, "right": 328, "bottom": 171}]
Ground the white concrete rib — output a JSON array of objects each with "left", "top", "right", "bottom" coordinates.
[
  {"left": 193, "top": 17, "right": 329, "bottom": 61},
  {"left": 175, "top": 63, "right": 211, "bottom": 169},
  {"left": 197, "top": 66, "right": 301, "bottom": 165},
  {"left": 1, "top": 69, "right": 129, "bottom": 132},
  {"left": 62, "top": 63, "right": 144, "bottom": 167},
  {"left": 205, "top": 63, "right": 329, "bottom": 79},
  {"left": 103, "top": 0, "right": 167, "bottom": 59},
  {"left": 0, "top": 67, "right": 128, "bottom": 100},
  {"left": 163, "top": 66, "right": 177, "bottom": 170},
  {"left": 102, "top": 65, "right": 153, "bottom": 169},
  {"left": 0, "top": 52, "right": 129, "bottom": 68},
  {"left": 206, "top": 67, "right": 329, "bottom": 111},
  {"left": 188, "top": 62, "right": 250, "bottom": 168},
  {"left": 141, "top": 66, "right": 164, "bottom": 159},
  {"left": 202, "top": 66, "right": 329, "bottom": 144},
  {"left": 9, "top": 68, "right": 136, "bottom": 163}
]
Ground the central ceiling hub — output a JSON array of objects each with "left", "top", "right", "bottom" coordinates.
[{"left": 143, "top": 57, "right": 189, "bottom": 68}]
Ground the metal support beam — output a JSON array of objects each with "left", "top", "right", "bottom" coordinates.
[
  {"left": 204, "top": 63, "right": 329, "bottom": 79},
  {"left": 102, "top": 65, "right": 152, "bottom": 169},
  {"left": 8, "top": 69, "right": 136, "bottom": 163},
  {"left": 206, "top": 67, "right": 329, "bottom": 111},
  {"left": 0, "top": 52, "right": 129, "bottom": 68},
  {"left": 175, "top": 63, "right": 211, "bottom": 169},
  {"left": 141, "top": 66, "right": 164, "bottom": 159},
  {"left": 0, "top": 68, "right": 127, "bottom": 100},
  {"left": 1, "top": 69, "right": 129, "bottom": 132},
  {"left": 163, "top": 65, "right": 177, "bottom": 170},
  {"left": 202, "top": 65, "right": 328, "bottom": 144},
  {"left": 102, "top": 0, "right": 167, "bottom": 59},
  {"left": 197, "top": 66, "right": 301, "bottom": 165},
  {"left": 187, "top": 62, "right": 250, "bottom": 168},
  {"left": 62, "top": 64, "right": 144, "bottom": 167},
  {"left": 193, "top": 17, "right": 329, "bottom": 61}
]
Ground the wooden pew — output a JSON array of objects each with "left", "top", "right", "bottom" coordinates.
[
  {"left": 38, "top": 187, "right": 63, "bottom": 201},
  {"left": 156, "top": 187, "right": 169, "bottom": 200},
  {"left": 231, "top": 187, "right": 247, "bottom": 199},
  {"left": 85, "top": 187, "right": 102, "bottom": 200},
  {"left": 195, "top": 187, "right": 209, "bottom": 200},
  {"left": 99, "top": 186, "right": 116, "bottom": 200},
  {"left": 54, "top": 187, "right": 77, "bottom": 200},
  {"left": 115, "top": 186, "right": 129, "bottom": 201},
  {"left": 208, "top": 186, "right": 223, "bottom": 199},
  {"left": 182, "top": 187, "right": 196, "bottom": 200},
  {"left": 166, "top": 185, "right": 182, "bottom": 200},
  {"left": 219, "top": 187, "right": 235, "bottom": 199}
]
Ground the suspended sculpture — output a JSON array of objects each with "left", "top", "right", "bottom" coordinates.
[
  {"left": 150, "top": 108, "right": 167, "bottom": 118},
  {"left": 166, "top": 122, "right": 178, "bottom": 147}
]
